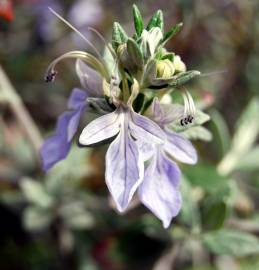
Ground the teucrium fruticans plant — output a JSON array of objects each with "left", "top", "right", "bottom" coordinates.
[{"left": 40, "top": 5, "right": 209, "bottom": 228}]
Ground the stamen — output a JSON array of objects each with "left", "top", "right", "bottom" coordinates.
[
  {"left": 88, "top": 27, "right": 116, "bottom": 59},
  {"left": 180, "top": 90, "right": 196, "bottom": 126},
  {"left": 44, "top": 50, "right": 109, "bottom": 82},
  {"left": 182, "top": 91, "right": 190, "bottom": 116},
  {"left": 48, "top": 7, "right": 102, "bottom": 59},
  {"left": 185, "top": 90, "right": 196, "bottom": 115}
]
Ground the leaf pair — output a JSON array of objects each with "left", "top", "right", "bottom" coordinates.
[{"left": 133, "top": 4, "right": 183, "bottom": 44}]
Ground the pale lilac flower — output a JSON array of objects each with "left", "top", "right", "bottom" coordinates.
[
  {"left": 138, "top": 98, "right": 197, "bottom": 228},
  {"left": 79, "top": 104, "right": 166, "bottom": 212},
  {"left": 40, "top": 60, "right": 103, "bottom": 171},
  {"left": 40, "top": 5, "right": 203, "bottom": 229}
]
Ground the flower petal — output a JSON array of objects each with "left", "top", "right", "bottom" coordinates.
[
  {"left": 130, "top": 110, "right": 166, "bottom": 144},
  {"left": 79, "top": 110, "right": 120, "bottom": 145},
  {"left": 136, "top": 140, "right": 155, "bottom": 161},
  {"left": 76, "top": 59, "right": 103, "bottom": 97},
  {"left": 138, "top": 148, "right": 182, "bottom": 228},
  {"left": 151, "top": 97, "right": 184, "bottom": 126},
  {"left": 160, "top": 104, "right": 184, "bottom": 125},
  {"left": 165, "top": 129, "right": 198, "bottom": 164},
  {"left": 105, "top": 122, "right": 144, "bottom": 212},
  {"left": 40, "top": 109, "right": 84, "bottom": 171},
  {"left": 68, "top": 88, "right": 88, "bottom": 110}
]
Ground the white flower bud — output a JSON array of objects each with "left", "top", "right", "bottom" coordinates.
[
  {"left": 156, "top": 59, "right": 175, "bottom": 78},
  {"left": 140, "top": 27, "right": 163, "bottom": 58},
  {"left": 173, "top": 55, "right": 186, "bottom": 73}
]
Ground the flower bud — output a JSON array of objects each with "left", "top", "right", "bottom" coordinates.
[
  {"left": 117, "top": 43, "right": 136, "bottom": 71},
  {"left": 156, "top": 59, "right": 175, "bottom": 78},
  {"left": 140, "top": 27, "right": 163, "bottom": 58},
  {"left": 173, "top": 55, "right": 186, "bottom": 73}
]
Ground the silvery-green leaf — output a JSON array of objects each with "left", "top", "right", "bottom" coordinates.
[
  {"left": 142, "top": 60, "right": 157, "bottom": 87},
  {"left": 150, "top": 70, "right": 200, "bottom": 87},
  {"left": 184, "top": 163, "right": 230, "bottom": 195},
  {"left": 20, "top": 178, "right": 54, "bottom": 208},
  {"left": 127, "top": 38, "right": 144, "bottom": 67},
  {"left": 151, "top": 76, "right": 175, "bottom": 86},
  {"left": 65, "top": 213, "right": 94, "bottom": 230},
  {"left": 133, "top": 4, "right": 144, "bottom": 36},
  {"left": 231, "top": 98, "right": 259, "bottom": 153},
  {"left": 87, "top": 97, "right": 114, "bottom": 114},
  {"left": 161, "top": 22, "right": 183, "bottom": 45},
  {"left": 23, "top": 206, "right": 53, "bottom": 231},
  {"left": 203, "top": 229, "right": 259, "bottom": 256},
  {"left": 46, "top": 147, "right": 93, "bottom": 192},
  {"left": 179, "top": 175, "right": 201, "bottom": 227},
  {"left": 209, "top": 109, "right": 231, "bottom": 156},
  {"left": 60, "top": 202, "right": 94, "bottom": 229},
  {"left": 218, "top": 98, "right": 259, "bottom": 175},
  {"left": 169, "top": 70, "right": 201, "bottom": 87},
  {"left": 102, "top": 45, "right": 116, "bottom": 76},
  {"left": 234, "top": 146, "right": 259, "bottom": 171},
  {"left": 181, "top": 126, "right": 213, "bottom": 141},
  {"left": 112, "top": 22, "right": 128, "bottom": 50}
]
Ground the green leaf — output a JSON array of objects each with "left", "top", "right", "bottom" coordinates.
[
  {"left": 169, "top": 70, "right": 201, "bottom": 87},
  {"left": 202, "top": 201, "right": 227, "bottom": 230},
  {"left": 20, "top": 178, "right": 54, "bottom": 208},
  {"left": 142, "top": 59, "right": 157, "bottom": 87},
  {"left": 112, "top": 22, "right": 128, "bottom": 50},
  {"left": 155, "top": 10, "right": 164, "bottom": 31},
  {"left": 151, "top": 70, "right": 200, "bottom": 87},
  {"left": 180, "top": 175, "right": 201, "bottom": 228},
  {"left": 218, "top": 97, "right": 259, "bottom": 175},
  {"left": 181, "top": 126, "right": 213, "bottom": 141},
  {"left": 60, "top": 202, "right": 94, "bottom": 230},
  {"left": 203, "top": 229, "right": 259, "bottom": 256},
  {"left": 127, "top": 38, "right": 144, "bottom": 67},
  {"left": 209, "top": 109, "right": 231, "bottom": 157},
  {"left": 146, "top": 10, "right": 163, "bottom": 31},
  {"left": 146, "top": 11, "right": 159, "bottom": 31},
  {"left": 133, "top": 4, "right": 144, "bottom": 36},
  {"left": 183, "top": 163, "right": 230, "bottom": 195},
  {"left": 23, "top": 206, "right": 53, "bottom": 231},
  {"left": 102, "top": 44, "right": 116, "bottom": 76},
  {"left": 235, "top": 146, "right": 259, "bottom": 171},
  {"left": 232, "top": 97, "right": 259, "bottom": 154},
  {"left": 161, "top": 22, "right": 183, "bottom": 45}
]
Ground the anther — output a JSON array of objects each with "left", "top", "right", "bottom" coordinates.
[
  {"left": 180, "top": 115, "right": 194, "bottom": 126},
  {"left": 45, "top": 70, "right": 58, "bottom": 83}
]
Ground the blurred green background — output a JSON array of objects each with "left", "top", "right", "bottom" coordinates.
[{"left": 1, "top": 0, "right": 259, "bottom": 269}]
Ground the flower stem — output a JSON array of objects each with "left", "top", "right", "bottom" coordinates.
[{"left": 0, "top": 65, "right": 42, "bottom": 158}]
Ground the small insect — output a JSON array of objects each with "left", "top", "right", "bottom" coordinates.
[{"left": 180, "top": 115, "right": 194, "bottom": 126}]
